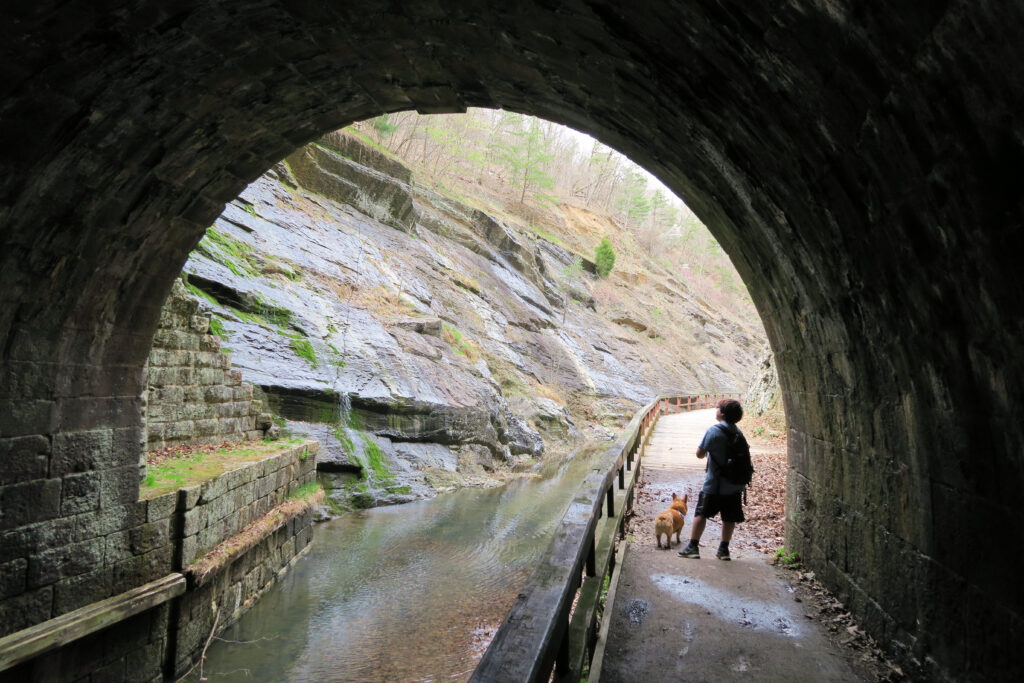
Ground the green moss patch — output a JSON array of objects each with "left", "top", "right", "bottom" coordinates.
[{"left": 290, "top": 337, "right": 318, "bottom": 368}]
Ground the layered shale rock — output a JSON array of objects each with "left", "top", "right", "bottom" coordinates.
[{"left": 173, "top": 133, "right": 761, "bottom": 510}]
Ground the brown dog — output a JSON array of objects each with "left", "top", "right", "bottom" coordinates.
[{"left": 654, "top": 493, "right": 689, "bottom": 549}]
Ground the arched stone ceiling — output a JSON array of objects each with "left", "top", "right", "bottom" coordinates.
[{"left": 1, "top": 2, "right": 1022, "bottom": 679}]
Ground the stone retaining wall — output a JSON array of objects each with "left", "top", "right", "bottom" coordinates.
[
  {"left": 173, "top": 442, "right": 318, "bottom": 567},
  {"left": 173, "top": 504, "right": 315, "bottom": 676},
  {"left": 146, "top": 280, "right": 266, "bottom": 450},
  {"left": 0, "top": 442, "right": 318, "bottom": 683}
]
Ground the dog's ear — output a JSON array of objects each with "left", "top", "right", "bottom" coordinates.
[{"left": 683, "top": 494, "right": 688, "bottom": 503}]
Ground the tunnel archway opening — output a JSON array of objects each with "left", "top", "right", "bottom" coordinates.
[{"left": 2, "top": 4, "right": 1023, "bottom": 680}]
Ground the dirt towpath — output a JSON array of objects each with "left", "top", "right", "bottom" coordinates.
[{"left": 594, "top": 410, "right": 864, "bottom": 682}]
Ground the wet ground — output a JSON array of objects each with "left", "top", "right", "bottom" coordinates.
[{"left": 597, "top": 412, "right": 877, "bottom": 682}]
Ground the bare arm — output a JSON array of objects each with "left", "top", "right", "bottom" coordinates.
[{"left": 696, "top": 446, "right": 706, "bottom": 459}]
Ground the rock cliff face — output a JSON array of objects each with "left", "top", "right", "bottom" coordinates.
[
  {"left": 745, "top": 343, "right": 781, "bottom": 417},
  {"left": 177, "top": 133, "right": 763, "bottom": 510}
]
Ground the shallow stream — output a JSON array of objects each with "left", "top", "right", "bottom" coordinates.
[{"left": 199, "top": 442, "right": 607, "bottom": 681}]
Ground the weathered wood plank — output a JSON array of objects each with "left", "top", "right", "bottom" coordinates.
[
  {"left": 556, "top": 483, "right": 632, "bottom": 682},
  {"left": 0, "top": 573, "right": 186, "bottom": 672}
]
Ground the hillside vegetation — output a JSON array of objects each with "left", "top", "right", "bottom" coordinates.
[{"left": 349, "top": 110, "right": 758, "bottom": 321}]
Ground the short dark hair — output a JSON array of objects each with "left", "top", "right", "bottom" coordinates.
[{"left": 718, "top": 398, "right": 743, "bottom": 424}]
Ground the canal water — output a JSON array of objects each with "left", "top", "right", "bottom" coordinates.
[{"left": 199, "top": 442, "right": 608, "bottom": 681}]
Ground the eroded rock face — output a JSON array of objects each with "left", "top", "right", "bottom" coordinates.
[
  {"left": 179, "top": 135, "right": 757, "bottom": 510},
  {"left": 745, "top": 344, "right": 781, "bottom": 417}
]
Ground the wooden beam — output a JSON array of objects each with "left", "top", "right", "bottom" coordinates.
[{"left": 0, "top": 573, "right": 186, "bottom": 672}]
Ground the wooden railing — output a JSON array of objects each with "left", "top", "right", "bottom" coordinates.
[{"left": 470, "top": 393, "right": 740, "bottom": 682}]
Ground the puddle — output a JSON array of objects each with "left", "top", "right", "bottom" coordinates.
[{"left": 650, "top": 573, "right": 804, "bottom": 638}]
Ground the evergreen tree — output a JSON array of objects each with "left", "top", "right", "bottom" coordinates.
[{"left": 595, "top": 237, "right": 616, "bottom": 278}]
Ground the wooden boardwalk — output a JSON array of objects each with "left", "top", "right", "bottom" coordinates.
[{"left": 639, "top": 408, "right": 716, "bottom": 473}]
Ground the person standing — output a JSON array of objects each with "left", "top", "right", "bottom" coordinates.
[{"left": 678, "top": 398, "right": 746, "bottom": 561}]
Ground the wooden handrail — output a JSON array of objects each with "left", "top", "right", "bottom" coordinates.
[
  {"left": 470, "top": 393, "right": 740, "bottom": 682},
  {"left": 0, "top": 573, "right": 186, "bottom": 672}
]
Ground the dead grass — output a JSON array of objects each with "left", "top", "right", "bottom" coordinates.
[{"left": 187, "top": 484, "right": 325, "bottom": 586}]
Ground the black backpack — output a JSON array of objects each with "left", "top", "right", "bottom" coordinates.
[{"left": 715, "top": 424, "right": 754, "bottom": 487}]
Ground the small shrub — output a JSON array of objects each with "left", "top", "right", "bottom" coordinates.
[
  {"left": 595, "top": 237, "right": 616, "bottom": 278},
  {"left": 774, "top": 547, "right": 801, "bottom": 568}
]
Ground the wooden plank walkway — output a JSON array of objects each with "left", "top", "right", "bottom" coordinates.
[
  {"left": 593, "top": 408, "right": 863, "bottom": 682},
  {"left": 639, "top": 409, "right": 715, "bottom": 473}
]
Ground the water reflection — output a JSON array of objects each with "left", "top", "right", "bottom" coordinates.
[{"left": 201, "top": 443, "right": 606, "bottom": 681}]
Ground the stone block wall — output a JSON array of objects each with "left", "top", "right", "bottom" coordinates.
[
  {"left": 0, "top": 442, "right": 318, "bottom": 682},
  {"left": 172, "top": 505, "right": 315, "bottom": 677},
  {"left": 173, "top": 442, "right": 318, "bottom": 567},
  {"left": 145, "top": 280, "right": 266, "bottom": 450}
]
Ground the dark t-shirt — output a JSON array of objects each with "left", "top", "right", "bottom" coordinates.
[{"left": 698, "top": 421, "right": 745, "bottom": 495}]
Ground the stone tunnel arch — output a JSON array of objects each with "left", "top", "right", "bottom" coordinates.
[{"left": 2, "top": 3, "right": 1022, "bottom": 680}]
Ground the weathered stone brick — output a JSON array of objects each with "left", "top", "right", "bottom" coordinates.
[
  {"left": 52, "top": 565, "right": 113, "bottom": 616},
  {"left": 56, "top": 396, "right": 143, "bottom": 432},
  {"left": 163, "top": 420, "right": 196, "bottom": 441},
  {"left": 150, "top": 385, "right": 184, "bottom": 405},
  {"left": 125, "top": 519, "right": 171, "bottom": 556},
  {"left": 27, "top": 536, "right": 104, "bottom": 587},
  {"left": 0, "top": 435, "right": 50, "bottom": 485},
  {"left": 232, "top": 384, "right": 254, "bottom": 401},
  {"left": 100, "top": 465, "right": 141, "bottom": 507},
  {"left": 177, "top": 535, "right": 198, "bottom": 568},
  {"left": 182, "top": 506, "right": 208, "bottom": 537},
  {"left": 194, "top": 418, "right": 220, "bottom": 436},
  {"left": 50, "top": 428, "right": 114, "bottom": 477},
  {"left": 0, "top": 477, "right": 62, "bottom": 530},
  {"left": 125, "top": 638, "right": 165, "bottom": 683},
  {"left": 182, "top": 386, "right": 205, "bottom": 403},
  {"left": 61, "top": 470, "right": 102, "bottom": 515},
  {"left": 145, "top": 491, "right": 178, "bottom": 522},
  {"left": 188, "top": 315, "right": 209, "bottom": 334},
  {"left": 193, "top": 351, "right": 222, "bottom": 368},
  {"left": 0, "top": 557, "right": 27, "bottom": 600},
  {"left": 77, "top": 502, "right": 149, "bottom": 541},
  {"left": 0, "top": 585, "right": 53, "bottom": 637},
  {"left": 197, "top": 473, "right": 228, "bottom": 505},
  {"left": 110, "top": 546, "right": 173, "bottom": 594},
  {"left": 202, "top": 385, "right": 232, "bottom": 403},
  {"left": 178, "top": 485, "right": 201, "bottom": 510},
  {"left": 0, "top": 399, "right": 55, "bottom": 438}
]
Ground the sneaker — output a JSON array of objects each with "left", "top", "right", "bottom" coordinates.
[
  {"left": 678, "top": 543, "right": 700, "bottom": 559},
  {"left": 716, "top": 546, "right": 731, "bottom": 561}
]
